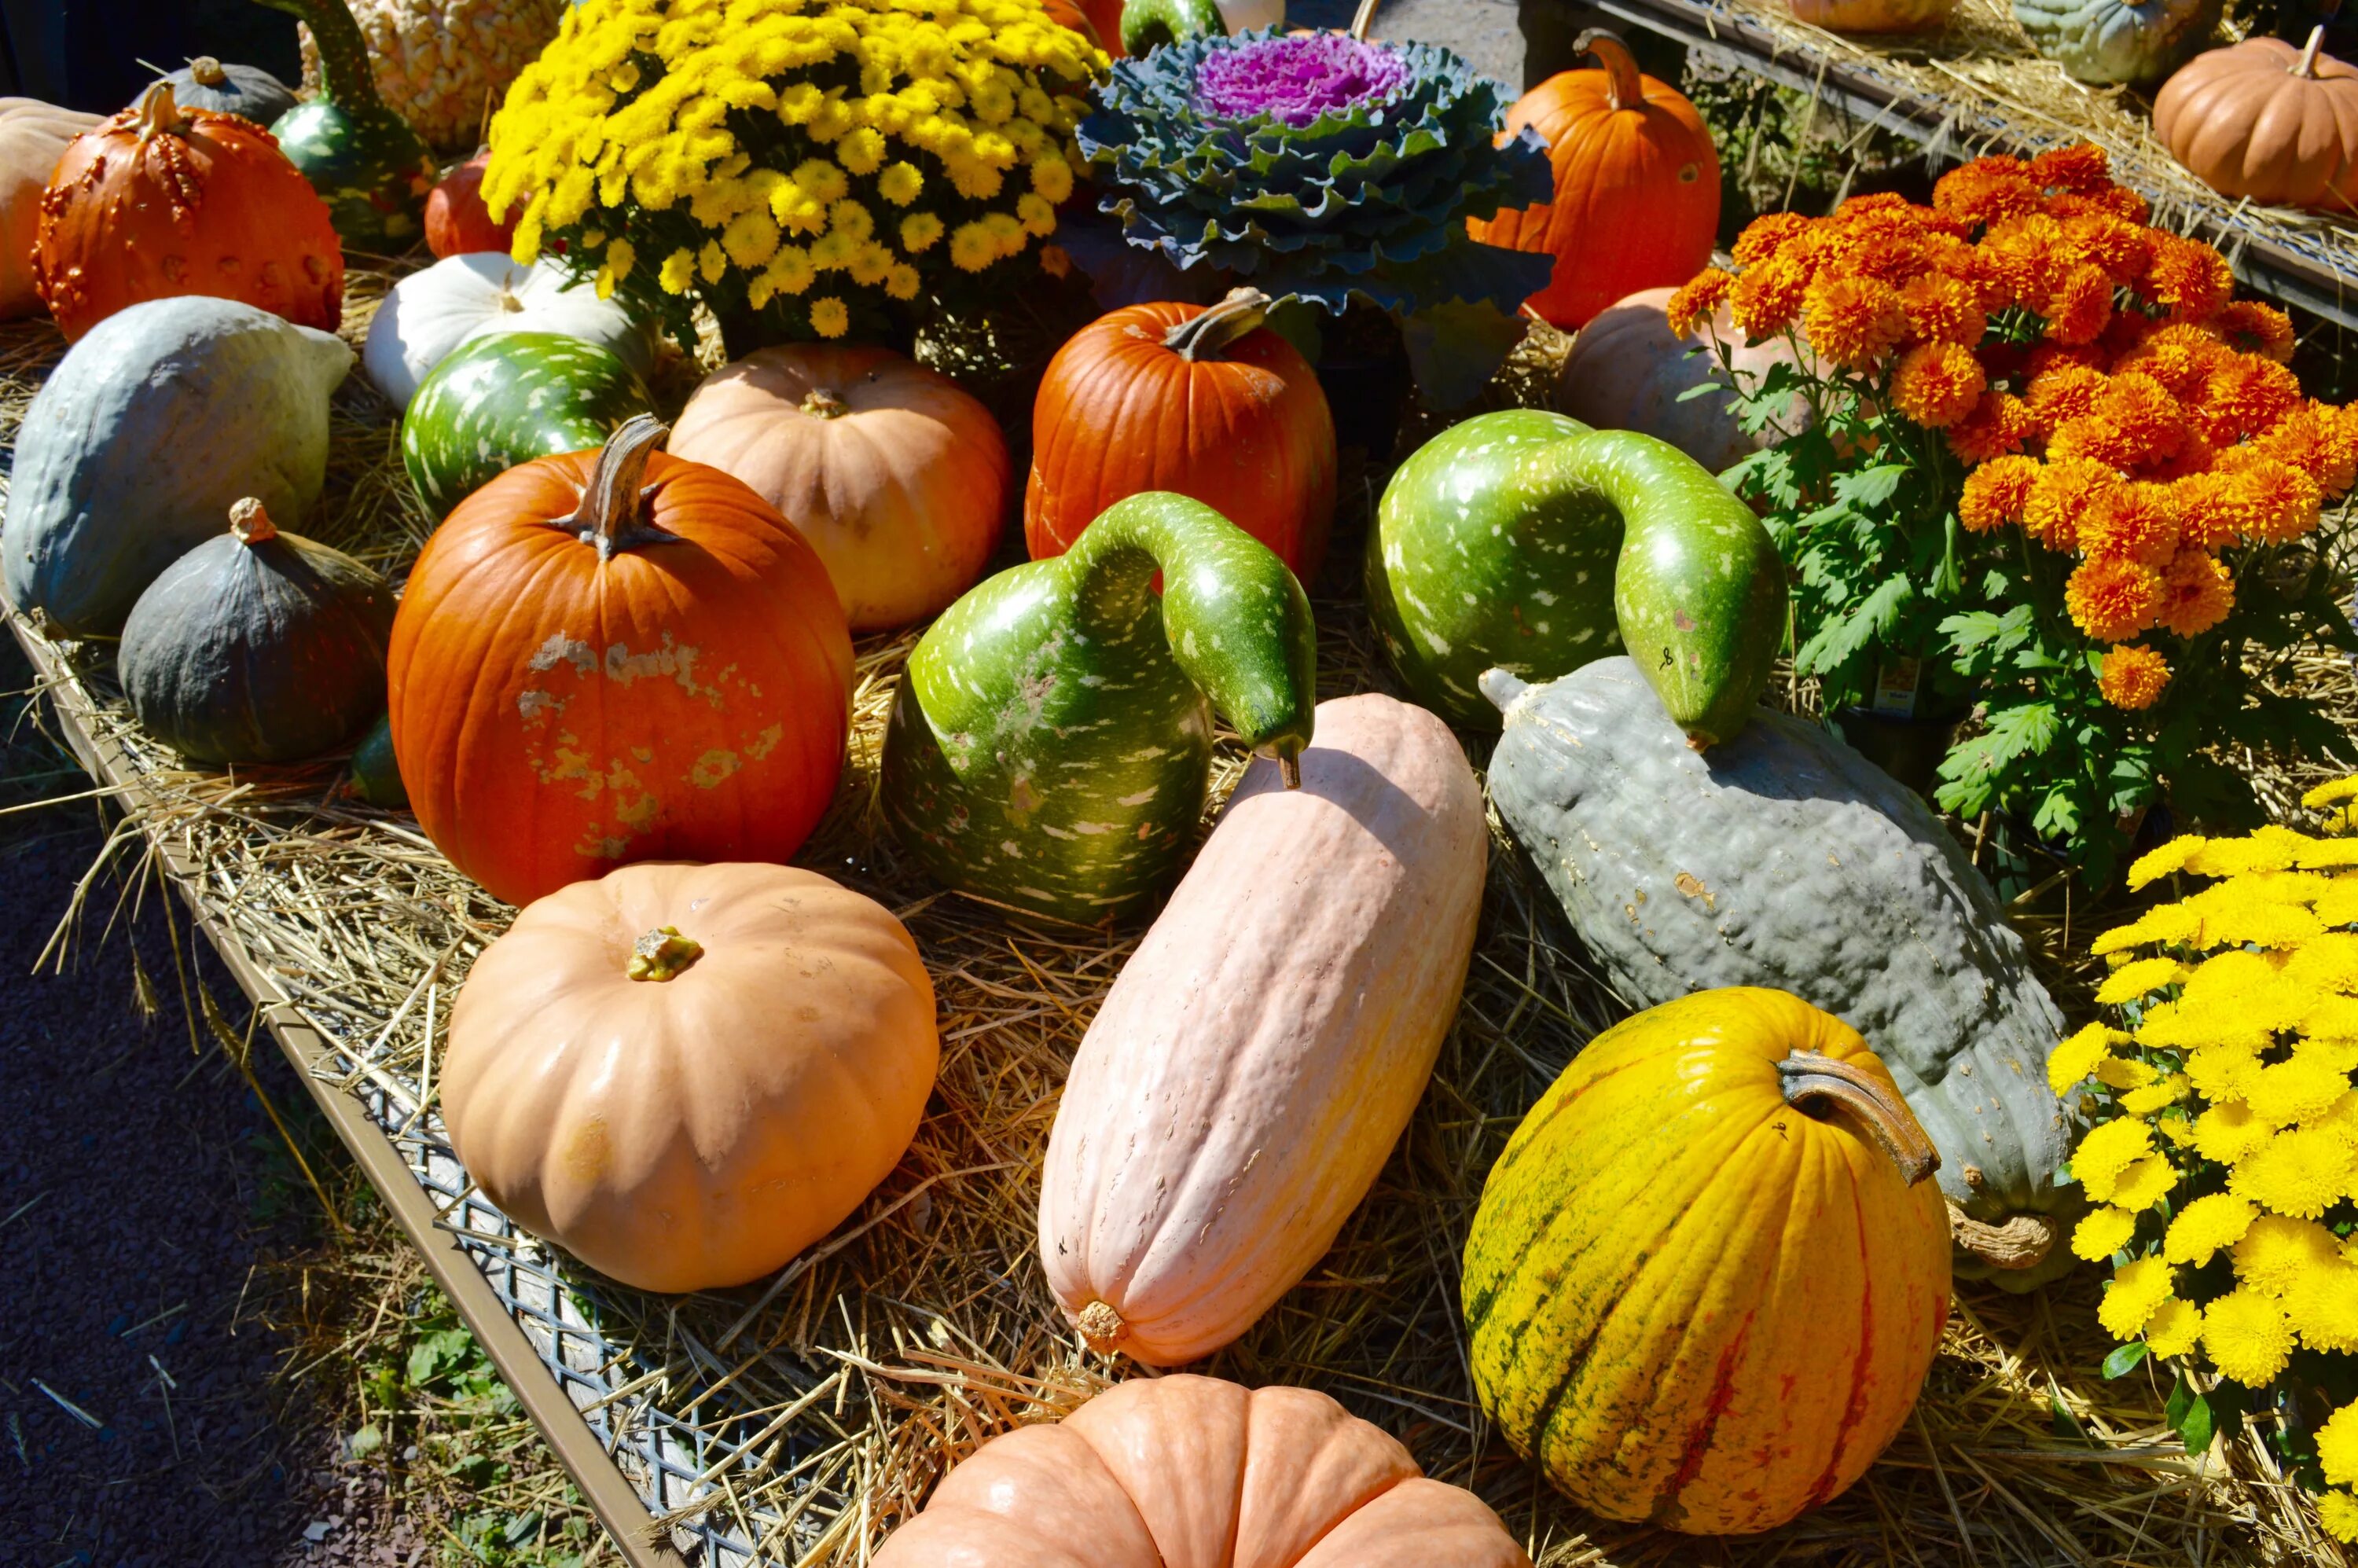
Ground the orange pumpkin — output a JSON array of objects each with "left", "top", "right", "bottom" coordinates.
[
  {"left": 1467, "top": 31, "right": 1719, "bottom": 331},
  {"left": 1042, "top": 0, "right": 1119, "bottom": 50},
  {"left": 387, "top": 416, "right": 854, "bottom": 908},
  {"left": 872, "top": 1376, "right": 1534, "bottom": 1568},
  {"left": 35, "top": 83, "right": 343, "bottom": 342},
  {"left": 443, "top": 861, "right": 940, "bottom": 1294},
  {"left": 1027, "top": 288, "right": 1337, "bottom": 584},
  {"left": 1787, "top": 0, "right": 1956, "bottom": 29},
  {"left": 2155, "top": 28, "right": 2358, "bottom": 210},
  {"left": 667, "top": 344, "right": 1010, "bottom": 631}
]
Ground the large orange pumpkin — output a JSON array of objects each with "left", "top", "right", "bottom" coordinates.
[
  {"left": 1027, "top": 288, "right": 1337, "bottom": 584},
  {"left": 1467, "top": 31, "right": 1719, "bottom": 330},
  {"left": 443, "top": 861, "right": 940, "bottom": 1294},
  {"left": 667, "top": 344, "right": 1010, "bottom": 632},
  {"left": 872, "top": 1376, "right": 1534, "bottom": 1568},
  {"left": 387, "top": 416, "right": 854, "bottom": 908},
  {"left": 35, "top": 83, "right": 343, "bottom": 342}
]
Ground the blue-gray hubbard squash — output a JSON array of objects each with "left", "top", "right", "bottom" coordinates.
[
  {"left": 118, "top": 499, "right": 394, "bottom": 766},
  {"left": 2014, "top": 0, "right": 2220, "bottom": 86},
  {"left": 1482, "top": 656, "right": 2080, "bottom": 1289},
  {"left": 1, "top": 296, "right": 353, "bottom": 637}
]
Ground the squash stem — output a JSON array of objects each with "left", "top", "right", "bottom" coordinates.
[
  {"left": 2297, "top": 24, "right": 2327, "bottom": 78},
  {"left": 556, "top": 414, "right": 675, "bottom": 562},
  {"left": 228, "top": 498, "right": 280, "bottom": 546},
  {"left": 1576, "top": 29, "right": 1644, "bottom": 114},
  {"left": 132, "top": 82, "right": 187, "bottom": 142},
  {"left": 1776, "top": 1051, "right": 1941, "bottom": 1187},
  {"left": 800, "top": 388, "right": 852, "bottom": 419},
  {"left": 189, "top": 56, "right": 228, "bottom": 88},
  {"left": 626, "top": 926, "right": 704, "bottom": 982},
  {"left": 1074, "top": 1298, "right": 1126, "bottom": 1350},
  {"left": 1164, "top": 288, "right": 1273, "bottom": 362}
]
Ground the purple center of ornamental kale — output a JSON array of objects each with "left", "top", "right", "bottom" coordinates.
[{"left": 1192, "top": 35, "right": 1409, "bottom": 126}]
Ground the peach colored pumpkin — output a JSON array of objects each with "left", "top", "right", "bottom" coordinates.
[
  {"left": 1038, "top": 693, "right": 1486, "bottom": 1365},
  {"left": 0, "top": 97, "right": 97, "bottom": 318},
  {"left": 872, "top": 1375, "right": 1533, "bottom": 1568},
  {"left": 2155, "top": 28, "right": 2358, "bottom": 210},
  {"left": 1788, "top": 0, "right": 1956, "bottom": 30},
  {"left": 667, "top": 344, "right": 1011, "bottom": 631},
  {"left": 442, "top": 860, "right": 939, "bottom": 1294},
  {"left": 1559, "top": 286, "right": 1810, "bottom": 472}
]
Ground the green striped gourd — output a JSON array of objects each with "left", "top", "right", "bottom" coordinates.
[
  {"left": 880, "top": 491, "right": 1317, "bottom": 924},
  {"left": 400, "top": 331, "right": 656, "bottom": 518},
  {"left": 257, "top": 0, "right": 436, "bottom": 252}
]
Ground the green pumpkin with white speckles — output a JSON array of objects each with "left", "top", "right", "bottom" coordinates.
[
  {"left": 401, "top": 332, "right": 656, "bottom": 519},
  {"left": 1367, "top": 412, "right": 1786, "bottom": 747},
  {"left": 258, "top": 0, "right": 436, "bottom": 252},
  {"left": 880, "top": 490, "right": 1318, "bottom": 924}
]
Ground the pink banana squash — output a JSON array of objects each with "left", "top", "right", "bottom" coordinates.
[{"left": 1038, "top": 693, "right": 1488, "bottom": 1365}]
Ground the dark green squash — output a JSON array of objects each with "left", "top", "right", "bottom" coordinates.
[
  {"left": 350, "top": 711, "right": 406, "bottom": 806},
  {"left": 1366, "top": 411, "right": 1787, "bottom": 745},
  {"left": 256, "top": 0, "right": 436, "bottom": 252},
  {"left": 156, "top": 57, "right": 299, "bottom": 124},
  {"left": 400, "top": 331, "right": 656, "bottom": 519},
  {"left": 880, "top": 490, "right": 1317, "bottom": 924},
  {"left": 118, "top": 498, "right": 395, "bottom": 766}
]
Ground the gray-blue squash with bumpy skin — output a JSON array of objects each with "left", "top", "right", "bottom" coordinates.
[
  {"left": 2014, "top": 0, "right": 2221, "bottom": 85},
  {"left": 118, "top": 499, "right": 394, "bottom": 766},
  {"left": 2, "top": 296, "right": 354, "bottom": 637},
  {"left": 1482, "top": 655, "right": 2083, "bottom": 1291}
]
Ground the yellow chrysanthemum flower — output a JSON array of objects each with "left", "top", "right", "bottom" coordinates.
[
  {"left": 878, "top": 160, "right": 924, "bottom": 206},
  {"left": 809, "top": 296, "right": 850, "bottom": 337},
  {"left": 2163, "top": 1193, "right": 2257, "bottom": 1265},
  {"left": 2246, "top": 1046, "right": 2358, "bottom": 1126},
  {"left": 2074, "top": 1116, "right": 2155, "bottom": 1195},
  {"left": 2098, "top": 1255, "right": 2176, "bottom": 1338},
  {"left": 2233, "top": 1214, "right": 2344, "bottom": 1294},
  {"left": 2144, "top": 1294, "right": 2203, "bottom": 1358},
  {"left": 899, "top": 211, "right": 944, "bottom": 253},
  {"left": 2106, "top": 1154, "right": 2180, "bottom": 1212},
  {"left": 2120, "top": 1073, "right": 2190, "bottom": 1115},
  {"left": 2127, "top": 835, "right": 2209, "bottom": 889},
  {"left": 657, "top": 247, "right": 698, "bottom": 295},
  {"left": 2096, "top": 956, "right": 2189, "bottom": 1005},
  {"left": 2202, "top": 1287, "right": 2294, "bottom": 1386},
  {"left": 2321, "top": 1491, "right": 2358, "bottom": 1544},
  {"left": 2322, "top": 1405, "right": 2358, "bottom": 1489},
  {"left": 2050, "top": 1023, "right": 2130, "bottom": 1093},
  {"left": 2228, "top": 1126, "right": 2357, "bottom": 1218},
  {"left": 2072, "top": 1205, "right": 2138, "bottom": 1261},
  {"left": 948, "top": 218, "right": 999, "bottom": 272},
  {"left": 2287, "top": 1261, "right": 2358, "bottom": 1353}
]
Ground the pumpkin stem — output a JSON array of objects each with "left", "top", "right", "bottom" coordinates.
[
  {"left": 1275, "top": 743, "right": 1302, "bottom": 789},
  {"left": 496, "top": 283, "right": 525, "bottom": 314},
  {"left": 1776, "top": 1051, "right": 1941, "bottom": 1187},
  {"left": 229, "top": 498, "right": 280, "bottom": 546},
  {"left": 1576, "top": 29, "right": 1644, "bottom": 114},
  {"left": 554, "top": 414, "right": 676, "bottom": 562},
  {"left": 189, "top": 56, "right": 228, "bottom": 88},
  {"left": 1074, "top": 1298, "right": 1126, "bottom": 1351},
  {"left": 1948, "top": 1203, "right": 2062, "bottom": 1272},
  {"left": 2297, "top": 24, "right": 2327, "bottom": 78},
  {"left": 626, "top": 926, "right": 704, "bottom": 982},
  {"left": 800, "top": 387, "right": 851, "bottom": 419},
  {"left": 132, "top": 82, "right": 189, "bottom": 142},
  {"left": 1164, "top": 288, "right": 1274, "bottom": 362}
]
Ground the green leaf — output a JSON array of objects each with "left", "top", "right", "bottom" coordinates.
[
  {"left": 2049, "top": 1390, "right": 2084, "bottom": 1440},
  {"left": 1834, "top": 464, "right": 1910, "bottom": 508},
  {"left": 2165, "top": 1374, "right": 2216, "bottom": 1454},
  {"left": 2100, "top": 1342, "right": 2149, "bottom": 1379},
  {"left": 406, "top": 1327, "right": 476, "bottom": 1389}
]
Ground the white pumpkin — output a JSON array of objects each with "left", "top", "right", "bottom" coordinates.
[{"left": 362, "top": 253, "right": 652, "bottom": 412}]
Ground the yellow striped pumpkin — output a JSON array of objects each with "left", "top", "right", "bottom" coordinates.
[{"left": 1462, "top": 987, "right": 1952, "bottom": 1535}]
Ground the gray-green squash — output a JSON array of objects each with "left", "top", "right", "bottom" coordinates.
[
  {"left": 156, "top": 57, "right": 299, "bottom": 124},
  {"left": 2014, "top": 0, "right": 2221, "bottom": 86},
  {"left": 2, "top": 295, "right": 354, "bottom": 637},
  {"left": 1366, "top": 410, "right": 1786, "bottom": 745},
  {"left": 1482, "top": 655, "right": 2081, "bottom": 1289},
  {"left": 119, "top": 499, "right": 395, "bottom": 766},
  {"left": 880, "top": 490, "right": 1317, "bottom": 924}
]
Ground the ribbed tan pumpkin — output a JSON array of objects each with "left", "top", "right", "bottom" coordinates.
[
  {"left": 667, "top": 344, "right": 1011, "bottom": 631},
  {"left": 0, "top": 97, "right": 97, "bottom": 318},
  {"left": 2155, "top": 28, "right": 2358, "bottom": 210},
  {"left": 442, "top": 861, "right": 939, "bottom": 1294},
  {"left": 1558, "top": 286, "right": 1809, "bottom": 472},
  {"left": 1038, "top": 693, "right": 1486, "bottom": 1365},
  {"left": 872, "top": 1376, "right": 1533, "bottom": 1568}
]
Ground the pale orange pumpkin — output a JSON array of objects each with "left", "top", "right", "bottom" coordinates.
[
  {"left": 872, "top": 1375, "right": 1533, "bottom": 1568},
  {"left": 0, "top": 97, "right": 99, "bottom": 318},
  {"left": 1788, "top": 0, "right": 1957, "bottom": 31},
  {"left": 2156, "top": 28, "right": 2358, "bottom": 211},
  {"left": 442, "top": 860, "right": 940, "bottom": 1294},
  {"left": 667, "top": 345, "right": 1010, "bottom": 631}
]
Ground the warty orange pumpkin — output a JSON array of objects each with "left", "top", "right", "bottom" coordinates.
[
  {"left": 387, "top": 416, "right": 854, "bottom": 908},
  {"left": 667, "top": 344, "right": 1011, "bottom": 631},
  {"left": 0, "top": 97, "right": 99, "bottom": 319},
  {"left": 35, "top": 83, "right": 343, "bottom": 342},
  {"left": 1026, "top": 288, "right": 1337, "bottom": 585},
  {"left": 443, "top": 861, "right": 939, "bottom": 1294},
  {"left": 1467, "top": 31, "right": 1719, "bottom": 330},
  {"left": 871, "top": 1375, "right": 1533, "bottom": 1568},
  {"left": 1462, "top": 987, "right": 1952, "bottom": 1535}
]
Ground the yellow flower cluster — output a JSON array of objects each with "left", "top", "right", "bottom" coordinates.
[
  {"left": 482, "top": 0, "right": 1099, "bottom": 340},
  {"left": 2058, "top": 782, "right": 2358, "bottom": 1538}
]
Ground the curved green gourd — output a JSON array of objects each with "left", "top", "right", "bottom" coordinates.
[
  {"left": 351, "top": 712, "right": 407, "bottom": 807},
  {"left": 1121, "top": 0, "right": 1227, "bottom": 54},
  {"left": 881, "top": 491, "right": 1317, "bottom": 924},
  {"left": 1366, "top": 411, "right": 1786, "bottom": 747},
  {"left": 402, "top": 332, "right": 656, "bottom": 519},
  {"left": 255, "top": 0, "right": 436, "bottom": 252}
]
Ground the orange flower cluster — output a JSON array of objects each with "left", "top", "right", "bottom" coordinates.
[{"left": 1668, "top": 145, "right": 2358, "bottom": 714}]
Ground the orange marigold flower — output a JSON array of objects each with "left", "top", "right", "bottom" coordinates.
[
  {"left": 1835, "top": 191, "right": 1916, "bottom": 220},
  {"left": 2211, "top": 299, "right": 2296, "bottom": 363},
  {"left": 2142, "top": 234, "right": 2234, "bottom": 321},
  {"left": 2045, "top": 263, "right": 2115, "bottom": 346},
  {"left": 2078, "top": 482, "right": 2181, "bottom": 565},
  {"left": 1959, "top": 454, "right": 2042, "bottom": 531},
  {"left": 2114, "top": 322, "right": 2231, "bottom": 399},
  {"left": 1890, "top": 340, "right": 1986, "bottom": 427},
  {"left": 1732, "top": 211, "right": 1813, "bottom": 268},
  {"left": 1847, "top": 233, "right": 1931, "bottom": 286},
  {"left": 2099, "top": 644, "right": 2172, "bottom": 711},
  {"left": 2095, "top": 183, "right": 2151, "bottom": 223},
  {"left": 2099, "top": 309, "right": 2158, "bottom": 364},
  {"left": 2093, "top": 369, "right": 2186, "bottom": 458},
  {"left": 2027, "top": 341, "right": 2107, "bottom": 377},
  {"left": 1804, "top": 274, "right": 1908, "bottom": 369},
  {"left": 2255, "top": 402, "right": 2358, "bottom": 494},
  {"left": 1667, "top": 268, "right": 1736, "bottom": 340},
  {"left": 2067, "top": 556, "right": 2164, "bottom": 640},
  {"left": 2144, "top": 428, "right": 2219, "bottom": 481},
  {"left": 1899, "top": 271, "right": 1986, "bottom": 346},
  {"left": 2156, "top": 547, "right": 2236, "bottom": 637},
  {"left": 1980, "top": 213, "right": 2066, "bottom": 310},
  {"left": 2232, "top": 457, "right": 2324, "bottom": 542},
  {"left": 2026, "top": 456, "right": 2122, "bottom": 551},
  {"left": 2199, "top": 355, "right": 2303, "bottom": 446},
  {"left": 2048, "top": 413, "right": 2142, "bottom": 470},
  {"left": 2059, "top": 214, "right": 2153, "bottom": 286},
  {"left": 2170, "top": 472, "right": 2242, "bottom": 549},
  {"left": 1948, "top": 391, "right": 2036, "bottom": 463},
  {"left": 2024, "top": 362, "right": 2107, "bottom": 435},
  {"left": 1729, "top": 252, "right": 1810, "bottom": 340},
  {"left": 2031, "top": 142, "right": 2114, "bottom": 195},
  {"left": 1935, "top": 156, "right": 2043, "bottom": 227}
]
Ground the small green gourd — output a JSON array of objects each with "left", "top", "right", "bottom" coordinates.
[
  {"left": 1366, "top": 411, "right": 1787, "bottom": 746},
  {"left": 351, "top": 712, "right": 407, "bottom": 806},
  {"left": 401, "top": 332, "right": 656, "bottom": 519},
  {"left": 255, "top": 0, "right": 436, "bottom": 252},
  {"left": 880, "top": 490, "right": 1317, "bottom": 924},
  {"left": 1122, "top": 0, "right": 1227, "bottom": 53}
]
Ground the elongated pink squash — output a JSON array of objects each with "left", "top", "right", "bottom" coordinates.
[
  {"left": 1038, "top": 693, "right": 1488, "bottom": 1365},
  {"left": 871, "top": 1375, "right": 1533, "bottom": 1568}
]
